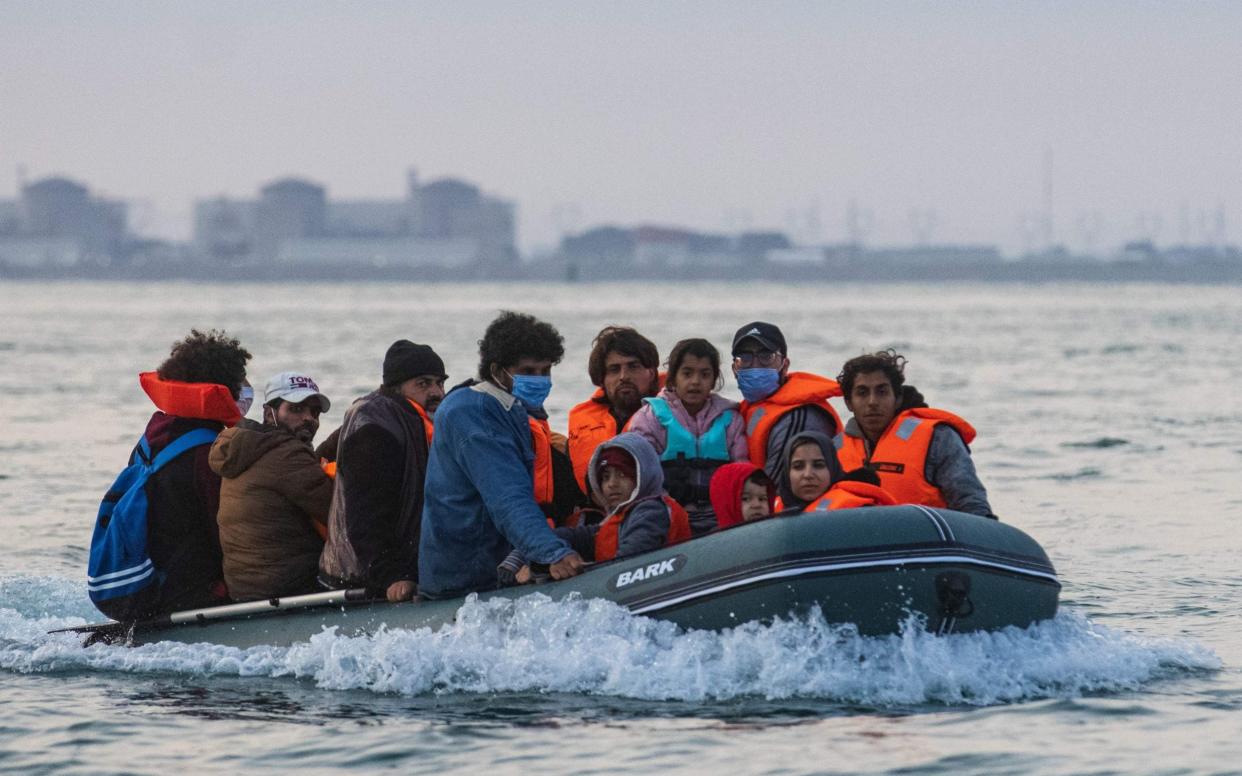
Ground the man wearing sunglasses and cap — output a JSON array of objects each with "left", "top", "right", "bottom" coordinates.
[
  {"left": 210, "top": 371, "right": 334, "bottom": 603},
  {"left": 731, "top": 321, "right": 844, "bottom": 491}
]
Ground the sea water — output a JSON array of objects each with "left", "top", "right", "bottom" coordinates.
[{"left": 1, "top": 280, "right": 1239, "bottom": 774}]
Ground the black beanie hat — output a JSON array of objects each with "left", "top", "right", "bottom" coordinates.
[{"left": 383, "top": 340, "right": 447, "bottom": 386}]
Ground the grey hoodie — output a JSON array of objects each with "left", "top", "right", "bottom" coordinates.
[
  {"left": 498, "top": 432, "right": 673, "bottom": 574},
  {"left": 583, "top": 432, "right": 673, "bottom": 560}
]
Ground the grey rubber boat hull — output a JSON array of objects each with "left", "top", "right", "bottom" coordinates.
[{"left": 69, "top": 506, "right": 1060, "bottom": 649}]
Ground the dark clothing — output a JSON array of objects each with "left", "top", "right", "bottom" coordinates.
[
  {"left": 314, "top": 426, "right": 342, "bottom": 463},
  {"left": 319, "top": 389, "right": 429, "bottom": 590},
  {"left": 209, "top": 419, "right": 332, "bottom": 601},
  {"left": 130, "top": 412, "right": 229, "bottom": 618}
]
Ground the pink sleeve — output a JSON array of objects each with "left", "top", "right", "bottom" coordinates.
[
  {"left": 624, "top": 404, "right": 667, "bottom": 454},
  {"left": 727, "top": 410, "right": 750, "bottom": 461}
]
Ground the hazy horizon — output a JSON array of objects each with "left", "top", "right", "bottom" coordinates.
[{"left": 3, "top": 1, "right": 1240, "bottom": 255}]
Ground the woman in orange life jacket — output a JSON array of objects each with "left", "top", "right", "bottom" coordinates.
[
  {"left": 773, "top": 431, "right": 897, "bottom": 514},
  {"left": 497, "top": 432, "right": 690, "bottom": 584},
  {"left": 625, "top": 338, "right": 749, "bottom": 537}
]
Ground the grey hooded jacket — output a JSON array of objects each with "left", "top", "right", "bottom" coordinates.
[{"left": 499, "top": 432, "right": 673, "bottom": 571}]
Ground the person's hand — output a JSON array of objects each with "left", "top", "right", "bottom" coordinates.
[
  {"left": 386, "top": 580, "right": 417, "bottom": 602},
  {"left": 548, "top": 552, "right": 585, "bottom": 580},
  {"left": 515, "top": 565, "right": 533, "bottom": 584}
]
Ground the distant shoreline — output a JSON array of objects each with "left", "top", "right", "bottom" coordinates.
[{"left": 3, "top": 259, "right": 1240, "bottom": 284}]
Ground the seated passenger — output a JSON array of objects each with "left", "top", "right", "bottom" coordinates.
[
  {"left": 732, "top": 321, "right": 843, "bottom": 489},
  {"left": 497, "top": 433, "right": 691, "bottom": 581},
  {"left": 709, "top": 462, "right": 776, "bottom": 529},
  {"left": 418, "top": 312, "right": 584, "bottom": 598},
  {"left": 209, "top": 372, "right": 334, "bottom": 602},
  {"left": 775, "top": 432, "right": 896, "bottom": 513},
  {"left": 626, "top": 338, "right": 748, "bottom": 536},
  {"left": 319, "top": 341, "right": 444, "bottom": 601},
  {"left": 567, "top": 326, "right": 661, "bottom": 495},
  {"left": 835, "top": 350, "right": 995, "bottom": 518},
  {"left": 90, "top": 329, "right": 252, "bottom": 620},
  {"left": 316, "top": 339, "right": 444, "bottom": 463}
]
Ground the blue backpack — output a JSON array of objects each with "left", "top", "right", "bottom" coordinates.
[{"left": 87, "top": 428, "right": 219, "bottom": 608}]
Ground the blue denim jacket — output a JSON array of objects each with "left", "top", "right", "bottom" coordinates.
[{"left": 418, "top": 381, "right": 573, "bottom": 597}]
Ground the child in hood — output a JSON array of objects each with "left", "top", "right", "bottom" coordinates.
[
  {"left": 497, "top": 433, "right": 690, "bottom": 583},
  {"left": 710, "top": 462, "right": 777, "bottom": 529}
]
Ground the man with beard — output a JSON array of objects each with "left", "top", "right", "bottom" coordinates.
[
  {"left": 315, "top": 341, "right": 445, "bottom": 461},
  {"left": 567, "top": 326, "right": 660, "bottom": 497},
  {"left": 319, "top": 341, "right": 445, "bottom": 601},
  {"left": 210, "top": 372, "right": 335, "bottom": 601}
]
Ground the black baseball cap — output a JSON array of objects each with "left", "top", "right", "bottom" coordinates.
[{"left": 731, "top": 322, "right": 787, "bottom": 356}]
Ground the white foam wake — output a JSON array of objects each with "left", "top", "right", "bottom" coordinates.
[{"left": 0, "top": 575, "right": 1221, "bottom": 706}]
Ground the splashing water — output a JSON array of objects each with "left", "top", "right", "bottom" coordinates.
[{"left": 0, "top": 575, "right": 1219, "bottom": 707}]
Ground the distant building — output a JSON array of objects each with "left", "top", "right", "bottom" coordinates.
[
  {"left": 558, "top": 224, "right": 791, "bottom": 269},
  {"left": 0, "top": 176, "right": 129, "bottom": 267},
  {"left": 254, "top": 178, "right": 327, "bottom": 257},
  {"left": 191, "top": 168, "right": 516, "bottom": 267},
  {"left": 193, "top": 197, "right": 258, "bottom": 261},
  {"left": 862, "top": 245, "right": 1003, "bottom": 267}
]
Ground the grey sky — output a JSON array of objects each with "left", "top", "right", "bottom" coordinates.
[{"left": 2, "top": 1, "right": 1239, "bottom": 255}]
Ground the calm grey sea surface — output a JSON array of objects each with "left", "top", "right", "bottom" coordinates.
[{"left": 1, "top": 280, "right": 1240, "bottom": 775}]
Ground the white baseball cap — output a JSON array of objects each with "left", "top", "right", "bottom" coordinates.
[{"left": 263, "top": 372, "right": 331, "bottom": 411}]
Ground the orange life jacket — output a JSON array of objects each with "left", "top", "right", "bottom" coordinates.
[
  {"left": 774, "top": 481, "right": 898, "bottom": 512},
  {"left": 739, "top": 372, "right": 843, "bottom": 468},
  {"left": 593, "top": 495, "right": 691, "bottom": 562},
  {"left": 835, "top": 408, "right": 976, "bottom": 508},
  {"left": 567, "top": 389, "right": 618, "bottom": 492},
  {"left": 408, "top": 399, "right": 434, "bottom": 447},
  {"left": 139, "top": 371, "right": 242, "bottom": 426},
  {"left": 321, "top": 460, "right": 337, "bottom": 478},
  {"left": 806, "top": 481, "right": 898, "bottom": 511},
  {"left": 529, "top": 417, "right": 555, "bottom": 506}
]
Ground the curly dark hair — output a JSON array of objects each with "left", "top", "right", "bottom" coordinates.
[
  {"left": 157, "top": 328, "right": 252, "bottom": 398},
  {"left": 837, "top": 349, "right": 907, "bottom": 399},
  {"left": 666, "top": 338, "right": 724, "bottom": 392},
  {"left": 587, "top": 326, "right": 659, "bottom": 387},
  {"left": 477, "top": 311, "right": 565, "bottom": 381}
]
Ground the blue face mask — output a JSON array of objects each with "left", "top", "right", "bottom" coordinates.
[
  {"left": 509, "top": 373, "right": 553, "bottom": 409},
  {"left": 236, "top": 385, "right": 254, "bottom": 417},
  {"left": 737, "top": 368, "right": 781, "bottom": 403}
]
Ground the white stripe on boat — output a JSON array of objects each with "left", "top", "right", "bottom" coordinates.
[{"left": 627, "top": 554, "right": 1059, "bottom": 615}]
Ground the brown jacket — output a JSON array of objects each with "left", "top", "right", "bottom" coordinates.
[{"left": 209, "top": 420, "right": 333, "bottom": 601}]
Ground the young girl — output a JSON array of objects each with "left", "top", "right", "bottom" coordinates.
[
  {"left": 709, "top": 462, "right": 776, "bottom": 529},
  {"left": 775, "top": 431, "right": 897, "bottom": 513},
  {"left": 626, "top": 338, "right": 749, "bottom": 535}
]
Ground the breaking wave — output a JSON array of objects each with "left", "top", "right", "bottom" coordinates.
[{"left": 0, "top": 575, "right": 1220, "bottom": 707}]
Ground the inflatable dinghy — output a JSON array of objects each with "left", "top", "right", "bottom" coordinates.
[{"left": 61, "top": 506, "right": 1060, "bottom": 649}]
